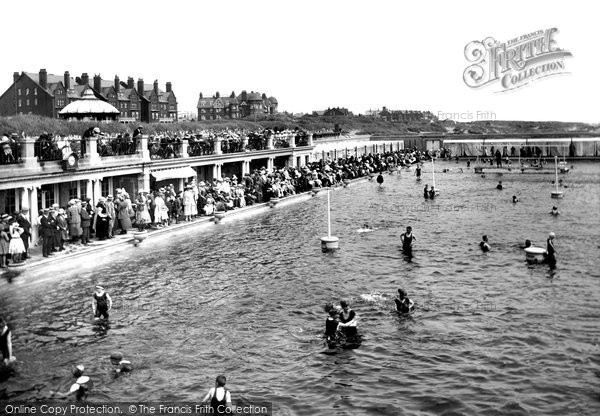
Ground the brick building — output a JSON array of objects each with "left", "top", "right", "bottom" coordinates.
[
  {"left": 0, "top": 69, "right": 177, "bottom": 123},
  {"left": 197, "top": 90, "right": 277, "bottom": 120}
]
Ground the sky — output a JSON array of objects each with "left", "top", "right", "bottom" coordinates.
[{"left": 1, "top": 0, "right": 598, "bottom": 122}]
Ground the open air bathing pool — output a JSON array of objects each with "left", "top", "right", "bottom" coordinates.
[{"left": 1, "top": 161, "right": 599, "bottom": 415}]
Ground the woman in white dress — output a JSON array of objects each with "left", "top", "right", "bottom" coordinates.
[
  {"left": 153, "top": 192, "right": 168, "bottom": 227},
  {"left": 135, "top": 190, "right": 152, "bottom": 229},
  {"left": 8, "top": 221, "right": 26, "bottom": 263},
  {"left": 182, "top": 186, "right": 195, "bottom": 222}
]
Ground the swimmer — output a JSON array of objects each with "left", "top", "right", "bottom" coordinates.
[
  {"left": 550, "top": 206, "right": 560, "bottom": 216},
  {"left": 337, "top": 300, "right": 358, "bottom": 339},
  {"left": 1, "top": 317, "right": 16, "bottom": 365},
  {"left": 545, "top": 232, "right": 557, "bottom": 268},
  {"left": 376, "top": 172, "right": 384, "bottom": 187},
  {"left": 423, "top": 184, "right": 429, "bottom": 199},
  {"left": 110, "top": 352, "right": 133, "bottom": 373},
  {"left": 395, "top": 289, "right": 415, "bottom": 313},
  {"left": 324, "top": 309, "right": 340, "bottom": 347},
  {"left": 415, "top": 165, "right": 422, "bottom": 179},
  {"left": 524, "top": 239, "right": 532, "bottom": 249},
  {"left": 201, "top": 375, "right": 233, "bottom": 413},
  {"left": 512, "top": 195, "right": 519, "bottom": 203},
  {"left": 357, "top": 223, "right": 374, "bottom": 233},
  {"left": 496, "top": 181, "right": 503, "bottom": 190},
  {"left": 50, "top": 365, "right": 93, "bottom": 400},
  {"left": 479, "top": 235, "right": 491, "bottom": 252},
  {"left": 92, "top": 285, "right": 112, "bottom": 320},
  {"left": 429, "top": 186, "right": 436, "bottom": 199},
  {"left": 400, "top": 226, "right": 416, "bottom": 252}
]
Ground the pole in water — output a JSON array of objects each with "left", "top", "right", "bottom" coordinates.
[
  {"left": 321, "top": 189, "right": 339, "bottom": 252},
  {"left": 327, "top": 190, "right": 331, "bottom": 237},
  {"left": 551, "top": 156, "right": 563, "bottom": 199}
]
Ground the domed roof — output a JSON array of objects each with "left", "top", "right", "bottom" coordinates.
[
  {"left": 247, "top": 92, "right": 262, "bottom": 101},
  {"left": 59, "top": 89, "right": 119, "bottom": 115},
  {"left": 268, "top": 96, "right": 278, "bottom": 104}
]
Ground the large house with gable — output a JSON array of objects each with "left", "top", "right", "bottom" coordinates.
[
  {"left": 0, "top": 69, "right": 177, "bottom": 123},
  {"left": 197, "top": 90, "right": 277, "bottom": 120}
]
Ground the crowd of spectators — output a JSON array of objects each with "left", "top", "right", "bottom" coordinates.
[
  {"left": 20, "top": 126, "right": 316, "bottom": 162},
  {"left": 0, "top": 146, "right": 428, "bottom": 265}
]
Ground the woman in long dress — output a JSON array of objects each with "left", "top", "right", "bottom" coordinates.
[
  {"left": 135, "top": 191, "right": 152, "bottom": 228},
  {"left": 153, "top": 192, "right": 168, "bottom": 227},
  {"left": 182, "top": 186, "right": 195, "bottom": 221},
  {"left": 116, "top": 192, "right": 133, "bottom": 233}
]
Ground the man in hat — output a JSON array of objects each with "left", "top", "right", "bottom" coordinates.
[
  {"left": 80, "top": 201, "right": 91, "bottom": 245},
  {"left": 17, "top": 208, "right": 32, "bottom": 258},
  {"left": 39, "top": 208, "right": 54, "bottom": 257},
  {"left": 50, "top": 205, "right": 61, "bottom": 252},
  {"left": 56, "top": 208, "right": 68, "bottom": 251}
]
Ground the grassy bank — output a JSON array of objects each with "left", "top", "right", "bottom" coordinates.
[{"left": 1, "top": 114, "right": 597, "bottom": 137}]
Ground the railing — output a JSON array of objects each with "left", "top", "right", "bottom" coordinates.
[
  {"left": 247, "top": 135, "right": 267, "bottom": 151},
  {"left": 296, "top": 134, "right": 309, "bottom": 147},
  {"left": 35, "top": 139, "right": 82, "bottom": 162},
  {"left": 98, "top": 138, "right": 138, "bottom": 157},
  {"left": 187, "top": 139, "right": 214, "bottom": 156},
  {"left": 313, "top": 132, "right": 340, "bottom": 139},
  {"left": 0, "top": 142, "right": 22, "bottom": 165},
  {"left": 221, "top": 138, "right": 244, "bottom": 154},
  {"left": 149, "top": 140, "right": 181, "bottom": 159},
  {"left": 273, "top": 136, "right": 290, "bottom": 149}
]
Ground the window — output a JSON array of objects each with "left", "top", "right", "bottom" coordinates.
[
  {"left": 34, "top": 88, "right": 38, "bottom": 95},
  {"left": 26, "top": 99, "right": 29, "bottom": 106},
  {"left": 26, "top": 88, "right": 29, "bottom": 95},
  {"left": 79, "top": 180, "right": 87, "bottom": 201},
  {"left": 18, "top": 99, "right": 21, "bottom": 107},
  {"left": 18, "top": 88, "right": 22, "bottom": 96},
  {"left": 101, "top": 179, "right": 110, "bottom": 196},
  {"left": 34, "top": 98, "right": 37, "bottom": 106},
  {"left": 4, "top": 190, "right": 17, "bottom": 215},
  {"left": 68, "top": 181, "right": 79, "bottom": 200}
]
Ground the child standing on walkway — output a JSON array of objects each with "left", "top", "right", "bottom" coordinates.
[{"left": 8, "top": 221, "right": 25, "bottom": 263}]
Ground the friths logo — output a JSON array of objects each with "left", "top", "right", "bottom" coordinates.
[{"left": 463, "top": 28, "right": 572, "bottom": 91}]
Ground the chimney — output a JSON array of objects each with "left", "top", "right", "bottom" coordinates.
[
  {"left": 166, "top": 82, "right": 172, "bottom": 93},
  {"left": 199, "top": 92, "right": 203, "bottom": 99},
  {"left": 64, "top": 71, "right": 71, "bottom": 89},
  {"left": 215, "top": 91, "right": 220, "bottom": 98},
  {"left": 241, "top": 90, "right": 247, "bottom": 101},
  {"left": 13, "top": 72, "right": 20, "bottom": 84},
  {"left": 114, "top": 75, "right": 120, "bottom": 93},
  {"left": 153, "top": 80, "right": 159, "bottom": 94},
  {"left": 93, "top": 74, "right": 101, "bottom": 92},
  {"left": 137, "top": 78, "right": 144, "bottom": 94},
  {"left": 39, "top": 68, "right": 47, "bottom": 89},
  {"left": 81, "top": 73, "right": 89, "bottom": 85},
  {"left": 127, "top": 77, "right": 134, "bottom": 89}
]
